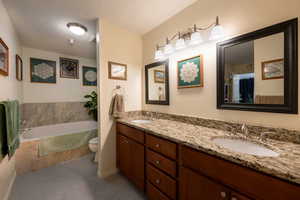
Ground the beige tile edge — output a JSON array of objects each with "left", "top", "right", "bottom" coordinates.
[{"left": 4, "top": 171, "right": 16, "bottom": 200}]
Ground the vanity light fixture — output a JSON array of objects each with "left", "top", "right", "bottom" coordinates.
[
  {"left": 67, "top": 22, "right": 88, "bottom": 36},
  {"left": 154, "top": 16, "right": 225, "bottom": 60}
]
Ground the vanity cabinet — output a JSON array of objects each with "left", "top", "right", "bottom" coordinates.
[
  {"left": 116, "top": 123, "right": 300, "bottom": 200},
  {"left": 116, "top": 124, "right": 145, "bottom": 191}
]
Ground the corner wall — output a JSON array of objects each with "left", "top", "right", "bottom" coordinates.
[
  {"left": 98, "top": 19, "right": 142, "bottom": 177},
  {"left": 142, "top": 0, "right": 300, "bottom": 131},
  {"left": 0, "top": 0, "right": 22, "bottom": 199}
]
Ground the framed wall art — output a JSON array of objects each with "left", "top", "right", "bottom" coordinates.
[
  {"left": 108, "top": 61, "right": 127, "bottom": 80},
  {"left": 16, "top": 54, "right": 23, "bottom": 81},
  {"left": 262, "top": 58, "right": 284, "bottom": 80},
  {"left": 30, "top": 58, "right": 56, "bottom": 84},
  {"left": 177, "top": 55, "right": 204, "bottom": 89},
  {"left": 83, "top": 66, "right": 97, "bottom": 86},
  {"left": 0, "top": 38, "right": 9, "bottom": 76},
  {"left": 60, "top": 57, "right": 79, "bottom": 79}
]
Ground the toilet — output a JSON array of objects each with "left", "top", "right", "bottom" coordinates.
[{"left": 88, "top": 137, "right": 98, "bottom": 162}]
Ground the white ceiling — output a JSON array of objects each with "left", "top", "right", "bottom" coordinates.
[{"left": 3, "top": 0, "right": 196, "bottom": 59}]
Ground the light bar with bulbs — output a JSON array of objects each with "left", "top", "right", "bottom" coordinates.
[{"left": 154, "top": 16, "right": 225, "bottom": 60}]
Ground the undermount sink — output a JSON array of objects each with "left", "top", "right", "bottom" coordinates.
[
  {"left": 131, "top": 119, "right": 152, "bottom": 124},
  {"left": 212, "top": 137, "right": 279, "bottom": 157}
]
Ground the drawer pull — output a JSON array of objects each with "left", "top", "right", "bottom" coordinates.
[
  {"left": 155, "top": 160, "right": 160, "bottom": 165},
  {"left": 220, "top": 192, "right": 226, "bottom": 198},
  {"left": 155, "top": 179, "right": 161, "bottom": 184},
  {"left": 155, "top": 143, "right": 160, "bottom": 148}
]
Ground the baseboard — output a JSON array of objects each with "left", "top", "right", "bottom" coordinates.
[
  {"left": 4, "top": 171, "right": 16, "bottom": 200},
  {"left": 97, "top": 167, "right": 118, "bottom": 178}
]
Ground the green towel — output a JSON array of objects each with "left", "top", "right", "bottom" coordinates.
[{"left": 0, "top": 100, "right": 20, "bottom": 158}]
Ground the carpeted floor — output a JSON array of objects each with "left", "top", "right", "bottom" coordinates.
[{"left": 10, "top": 154, "right": 146, "bottom": 200}]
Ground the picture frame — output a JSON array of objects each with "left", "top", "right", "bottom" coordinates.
[
  {"left": 154, "top": 69, "right": 165, "bottom": 83},
  {"left": 108, "top": 61, "right": 127, "bottom": 80},
  {"left": 16, "top": 54, "right": 23, "bottom": 81},
  {"left": 82, "top": 66, "right": 97, "bottom": 86},
  {"left": 60, "top": 57, "right": 79, "bottom": 79},
  {"left": 0, "top": 38, "right": 9, "bottom": 76},
  {"left": 262, "top": 58, "right": 284, "bottom": 80},
  {"left": 177, "top": 55, "right": 204, "bottom": 89},
  {"left": 30, "top": 58, "right": 56, "bottom": 84}
]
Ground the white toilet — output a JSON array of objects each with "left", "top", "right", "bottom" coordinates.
[{"left": 88, "top": 137, "right": 98, "bottom": 162}]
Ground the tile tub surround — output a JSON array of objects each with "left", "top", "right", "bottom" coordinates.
[
  {"left": 21, "top": 102, "right": 93, "bottom": 128},
  {"left": 117, "top": 117, "right": 300, "bottom": 185}
]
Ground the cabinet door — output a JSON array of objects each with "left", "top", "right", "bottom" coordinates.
[
  {"left": 180, "top": 167, "right": 230, "bottom": 200},
  {"left": 130, "top": 139, "right": 145, "bottom": 191},
  {"left": 230, "top": 192, "right": 252, "bottom": 200},
  {"left": 117, "top": 134, "right": 131, "bottom": 178}
]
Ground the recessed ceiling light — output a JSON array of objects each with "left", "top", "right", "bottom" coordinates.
[{"left": 67, "top": 22, "right": 88, "bottom": 36}]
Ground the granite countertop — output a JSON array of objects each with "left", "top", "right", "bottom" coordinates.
[{"left": 117, "top": 117, "right": 300, "bottom": 185}]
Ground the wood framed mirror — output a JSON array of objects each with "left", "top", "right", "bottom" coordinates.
[
  {"left": 217, "top": 18, "right": 298, "bottom": 114},
  {"left": 145, "top": 60, "right": 170, "bottom": 105}
]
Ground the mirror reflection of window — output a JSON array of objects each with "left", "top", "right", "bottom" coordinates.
[
  {"left": 224, "top": 33, "right": 284, "bottom": 105},
  {"left": 148, "top": 65, "right": 166, "bottom": 101}
]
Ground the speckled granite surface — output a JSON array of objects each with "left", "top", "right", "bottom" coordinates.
[{"left": 118, "top": 116, "right": 300, "bottom": 185}]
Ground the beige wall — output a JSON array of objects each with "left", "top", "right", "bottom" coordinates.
[
  {"left": 142, "top": 0, "right": 300, "bottom": 131},
  {"left": 0, "top": 0, "right": 22, "bottom": 199},
  {"left": 97, "top": 19, "right": 143, "bottom": 177},
  {"left": 22, "top": 47, "right": 97, "bottom": 103},
  {"left": 254, "top": 33, "right": 284, "bottom": 96}
]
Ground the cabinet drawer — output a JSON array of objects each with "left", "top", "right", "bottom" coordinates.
[
  {"left": 147, "top": 149, "right": 177, "bottom": 178},
  {"left": 147, "top": 164, "right": 177, "bottom": 199},
  {"left": 147, "top": 182, "right": 171, "bottom": 200},
  {"left": 146, "top": 134, "right": 177, "bottom": 160},
  {"left": 181, "top": 145, "right": 300, "bottom": 200},
  {"left": 117, "top": 123, "right": 144, "bottom": 143}
]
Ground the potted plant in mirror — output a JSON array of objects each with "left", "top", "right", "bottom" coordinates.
[{"left": 84, "top": 91, "right": 98, "bottom": 121}]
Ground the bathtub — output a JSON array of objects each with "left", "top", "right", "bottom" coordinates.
[{"left": 21, "top": 120, "right": 98, "bottom": 142}]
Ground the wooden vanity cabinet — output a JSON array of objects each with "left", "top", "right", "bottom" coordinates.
[{"left": 116, "top": 124, "right": 145, "bottom": 191}]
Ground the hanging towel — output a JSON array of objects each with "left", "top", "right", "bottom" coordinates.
[
  {"left": 0, "top": 100, "right": 20, "bottom": 158},
  {"left": 109, "top": 94, "right": 124, "bottom": 118}
]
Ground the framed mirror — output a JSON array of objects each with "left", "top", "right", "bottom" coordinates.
[
  {"left": 217, "top": 18, "right": 298, "bottom": 114},
  {"left": 145, "top": 60, "right": 169, "bottom": 105}
]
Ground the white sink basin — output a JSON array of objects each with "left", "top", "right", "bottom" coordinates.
[
  {"left": 131, "top": 119, "right": 152, "bottom": 124},
  {"left": 212, "top": 137, "right": 279, "bottom": 157}
]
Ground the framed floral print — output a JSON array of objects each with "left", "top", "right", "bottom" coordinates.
[
  {"left": 177, "top": 55, "right": 204, "bottom": 89},
  {"left": 0, "top": 38, "right": 9, "bottom": 76},
  {"left": 154, "top": 69, "right": 165, "bottom": 83},
  {"left": 262, "top": 58, "right": 284, "bottom": 80},
  {"left": 16, "top": 55, "right": 23, "bottom": 81},
  {"left": 83, "top": 66, "right": 97, "bottom": 86},
  {"left": 30, "top": 58, "right": 56, "bottom": 83},
  {"left": 108, "top": 61, "right": 127, "bottom": 80},
  {"left": 60, "top": 57, "right": 79, "bottom": 79}
]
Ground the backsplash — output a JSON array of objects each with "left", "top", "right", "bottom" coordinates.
[
  {"left": 122, "top": 111, "right": 300, "bottom": 144},
  {"left": 22, "top": 102, "right": 93, "bottom": 128}
]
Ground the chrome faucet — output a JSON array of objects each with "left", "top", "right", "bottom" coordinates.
[{"left": 241, "top": 124, "right": 249, "bottom": 137}]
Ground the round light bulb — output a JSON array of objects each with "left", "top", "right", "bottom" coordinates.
[
  {"left": 190, "top": 32, "right": 203, "bottom": 45},
  {"left": 164, "top": 43, "right": 174, "bottom": 55},
  {"left": 175, "top": 38, "right": 186, "bottom": 50},
  {"left": 154, "top": 49, "right": 164, "bottom": 60},
  {"left": 210, "top": 25, "right": 225, "bottom": 40}
]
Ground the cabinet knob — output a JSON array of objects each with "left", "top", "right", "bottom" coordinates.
[
  {"left": 220, "top": 192, "right": 226, "bottom": 198},
  {"left": 155, "top": 160, "right": 160, "bottom": 165},
  {"left": 155, "top": 144, "right": 160, "bottom": 148},
  {"left": 155, "top": 179, "right": 160, "bottom": 184}
]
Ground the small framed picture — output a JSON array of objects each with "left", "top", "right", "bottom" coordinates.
[
  {"left": 262, "top": 59, "right": 284, "bottom": 80},
  {"left": 83, "top": 66, "right": 97, "bottom": 86},
  {"left": 177, "top": 55, "right": 204, "bottom": 89},
  {"left": 60, "top": 57, "right": 79, "bottom": 79},
  {"left": 0, "top": 38, "right": 9, "bottom": 76},
  {"left": 30, "top": 58, "right": 56, "bottom": 84},
  {"left": 108, "top": 61, "right": 127, "bottom": 80},
  {"left": 16, "top": 55, "right": 23, "bottom": 81},
  {"left": 154, "top": 70, "right": 165, "bottom": 83}
]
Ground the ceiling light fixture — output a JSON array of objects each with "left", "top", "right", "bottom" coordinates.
[
  {"left": 67, "top": 22, "right": 88, "bottom": 36},
  {"left": 154, "top": 16, "right": 225, "bottom": 60}
]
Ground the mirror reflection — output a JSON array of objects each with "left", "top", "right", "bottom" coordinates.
[
  {"left": 148, "top": 65, "right": 166, "bottom": 101},
  {"left": 224, "top": 33, "right": 284, "bottom": 104}
]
